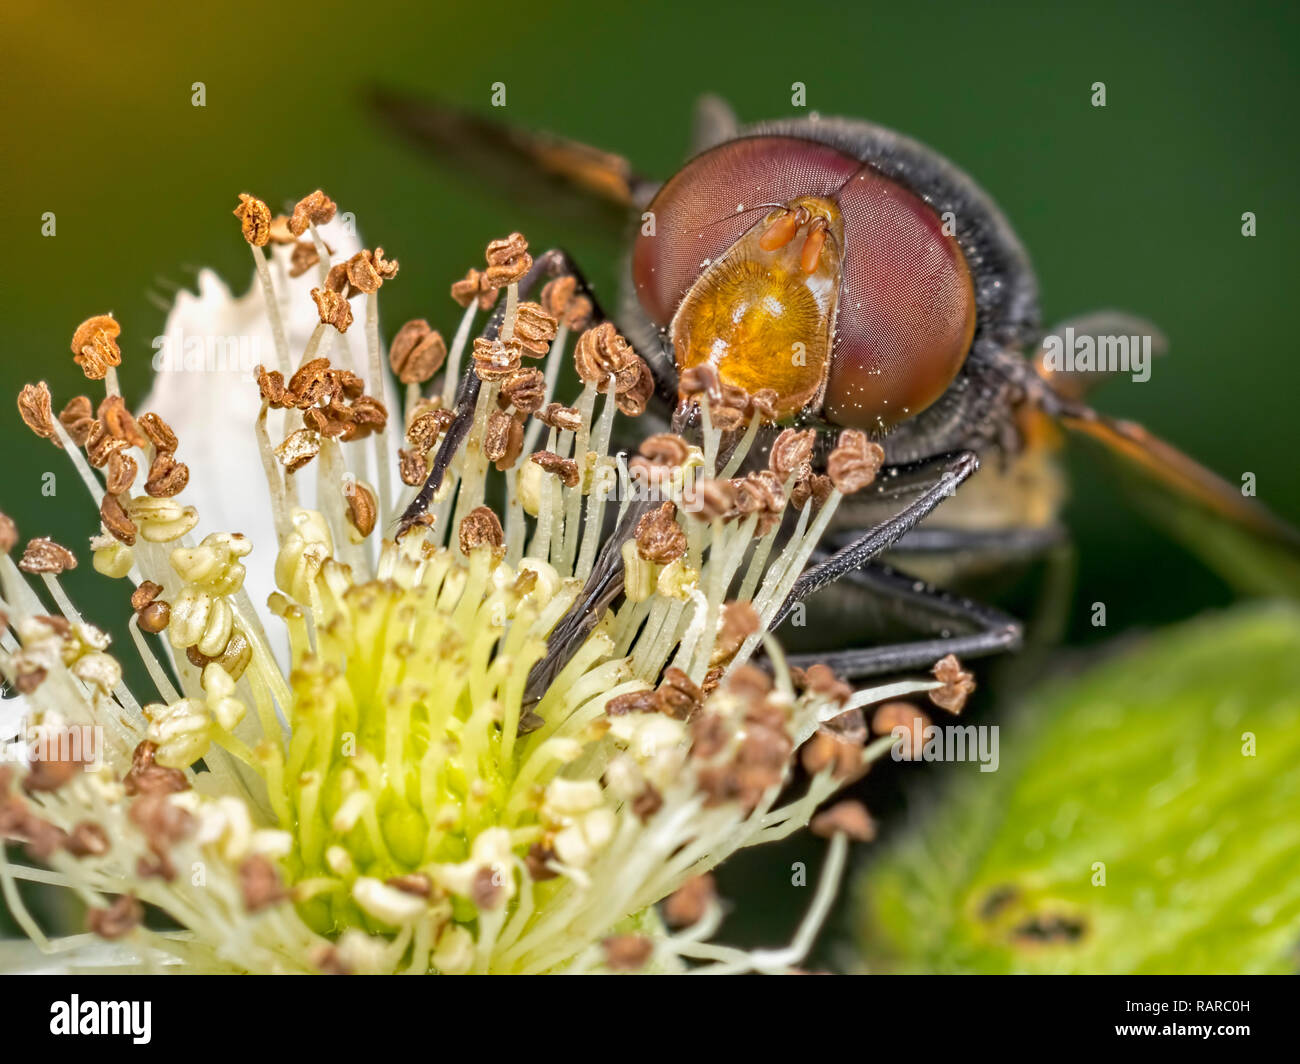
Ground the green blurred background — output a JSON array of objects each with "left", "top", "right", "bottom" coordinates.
[{"left": 3, "top": 0, "right": 1297, "bottom": 961}]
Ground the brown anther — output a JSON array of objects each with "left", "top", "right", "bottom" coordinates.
[
  {"left": 97, "top": 395, "right": 147, "bottom": 448},
  {"left": 791, "top": 472, "right": 833, "bottom": 513},
  {"left": 870, "top": 702, "right": 931, "bottom": 760},
  {"left": 450, "top": 267, "right": 496, "bottom": 311},
  {"left": 288, "top": 189, "right": 337, "bottom": 236},
  {"left": 471, "top": 865, "right": 506, "bottom": 910},
  {"left": 67, "top": 821, "right": 111, "bottom": 858},
  {"left": 706, "top": 402, "right": 747, "bottom": 432},
  {"left": 810, "top": 800, "right": 876, "bottom": 842},
  {"left": 792, "top": 663, "right": 853, "bottom": 706},
  {"left": 539, "top": 275, "right": 593, "bottom": 330},
  {"left": 312, "top": 947, "right": 353, "bottom": 975},
  {"left": 657, "top": 667, "right": 703, "bottom": 722},
  {"left": 70, "top": 315, "right": 122, "bottom": 380},
  {"left": 137, "top": 411, "right": 178, "bottom": 453},
  {"left": 21, "top": 816, "right": 68, "bottom": 860},
  {"left": 573, "top": 322, "right": 639, "bottom": 392},
  {"left": 144, "top": 451, "right": 189, "bottom": 498},
  {"left": 637, "top": 433, "right": 690, "bottom": 468},
  {"left": 324, "top": 261, "right": 353, "bottom": 296},
  {"left": 734, "top": 469, "right": 787, "bottom": 534},
  {"left": 498, "top": 367, "right": 546, "bottom": 414},
  {"left": 537, "top": 403, "right": 582, "bottom": 434},
  {"left": 525, "top": 843, "right": 559, "bottom": 882},
  {"left": 712, "top": 600, "right": 760, "bottom": 665},
  {"left": 483, "top": 232, "right": 532, "bottom": 288},
  {"left": 289, "top": 240, "right": 321, "bottom": 278},
  {"left": 385, "top": 873, "right": 433, "bottom": 898},
  {"left": 128, "top": 793, "right": 196, "bottom": 851},
  {"left": 930, "top": 654, "right": 976, "bottom": 713},
  {"left": 728, "top": 668, "right": 776, "bottom": 707},
  {"left": 233, "top": 193, "right": 273, "bottom": 247},
  {"left": 737, "top": 715, "right": 793, "bottom": 779},
  {"left": 100, "top": 492, "right": 137, "bottom": 545},
  {"left": 769, "top": 428, "right": 817, "bottom": 481},
  {"left": 0, "top": 512, "right": 16, "bottom": 554},
  {"left": 104, "top": 450, "right": 137, "bottom": 495},
  {"left": 87, "top": 895, "right": 143, "bottom": 940},
  {"left": 700, "top": 666, "right": 725, "bottom": 696},
  {"left": 631, "top": 783, "right": 664, "bottom": 821},
  {"left": 389, "top": 319, "right": 447, "bottom": 384},
  {"left": 14, "top": 667, "right": 46, "bottom": 695},
  {"left": 137, "top": 600, "right": 171, "bottom": 635},
  {"left": 626, "top": 459, "right": 671, "bottom": 499},
  {"left": 59, "top": 396, "right": 95, "bottom": 447},
  {"left": 615, "top": 357, "right": 655, "bottom": 417},
  {"left": 287, "top": 357, "right": 335, "bottom": 406},
  {"left": 827, "top": 430, "right": 885, "bottom": 494},
  {"left": 268, "top": 215, "right": 295, "bottom": 245},
  {"left": 686, "top": 478, "right": 740, "bottom": 522},
  {"left": 18, "top": 382, "right": 58, "bottom": 444},
  {"left": 748, "top": 388, "right": 780, "bottom": 423},
  {"left": 341, "top": 395, "right": 388, "bottom": 442},
  {"left": 801, "top": 729, "right": 850, "bottom": 780},
  {"left": 472, "top": 336, "right": 523, "bottom": 381},
  {"left": 311, "top": 287, "right": 354, "bottom": 333},
  {"left": 136, "top": 853, "right": 177, "bottom": 882},
  {"left": 483, "top": 409, "right": 524, "bottom": 471},
  {"left": 22, "top": 748, "right": 81, "bottom": 793},
  {"left": 679, "top": 363, "right": 721, "bottom": 403},
  {"left": 663, "top": 874, "right": 717, "bottom": 928},
  {"left": 601, "top": 933, "right": 654, "bottom": 972},
  {"left": 83, "top": 421, "right": 125, "bottom": 468},
  {"left": 130, "top": 580, "right": 163, "bottom": 611},
  {"left": 605, "top": 690, "right": 659, "bottom": 716},
  {"left": 398, "top": 448, "right": 429, "bottom": 486},
  {"left": 18, "top": 537, "right": 76, "bottom": 574},
  {"left": 345, "top": 248, "right": 397, "bottom": 295},
  {"left": 406, "top": 408, "right": 454, "bottom": 454},
  {"left": 343, "top": 480, "right": 378, "bottom": 538},
  {"left": 530, "top": 450, "right": 579, "bottom": 488},
  {"left": 458, "top": 505, "right": 504, "bottom": 555},
  {"left": 512, "top": 302, "right": 559, "bottom": 356},
  {"left": 240, "top": 854, "right": 289, "bottom": 912},
  {"left": 634, "top": 501, "right": 687, "bottom": 564},
  {"left": 123, "top": 740, "right": 190, "bottom": 796},
  {"left": 255, "top": 365, "right": 293, "bottom": 408}
]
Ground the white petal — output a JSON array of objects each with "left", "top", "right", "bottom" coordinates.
[{"left": 136, "top": 219, "right": 397, "bottom": 664}]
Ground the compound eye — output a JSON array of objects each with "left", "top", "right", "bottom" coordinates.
[
  {"left": 822, "top": 166, "right": 976, "bottom": 429},
  {"left": 632, "top": 137, "right": 862, "bottom": 326}
]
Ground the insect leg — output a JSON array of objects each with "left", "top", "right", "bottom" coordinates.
[
  {"left": 876, "top": 524, "right": 1067, "bottom": 564},
  {"left": 397, "top": 249, "right": 607, "bottom": 535},
  {"left": 781, "top": 560, "right": 1023, "bottom": 679},
  {"left": 770, "top": 450, "right": 981, "bottom": 627}
]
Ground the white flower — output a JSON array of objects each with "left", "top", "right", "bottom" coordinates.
[{"left": 0, "top": 191, "right": 945, "bottom": 974}]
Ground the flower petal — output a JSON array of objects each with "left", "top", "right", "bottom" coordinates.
[{"left": 137, "top": 219, "right": 386, "bottom": 659}]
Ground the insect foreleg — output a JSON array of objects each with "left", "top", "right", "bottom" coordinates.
[
  {"left": 771, "top": 450, "right": 980, "bottom": 627},
  {"left": 780, "top": 560, "right": 1022, "bottom": 680}
]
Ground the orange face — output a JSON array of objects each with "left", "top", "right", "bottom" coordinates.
[
  {"left": 670, "top": 197, "right": 843, "bottom": 421},
  {"left": 632, "top": 136, "right": 977, "bottom": 430}
]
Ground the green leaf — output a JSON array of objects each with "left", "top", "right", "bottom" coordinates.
[{"left": 854, "top": 603, "right": 1300, "bottom": 974}]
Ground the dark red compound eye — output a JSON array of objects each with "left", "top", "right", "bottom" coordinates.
[{"left": 633, "top": 136, "right": 976, "bottom": 429}]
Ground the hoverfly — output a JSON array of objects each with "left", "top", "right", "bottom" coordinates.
[{"left": 377, "top": 92, "right": 1300, "bottom": 711}]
